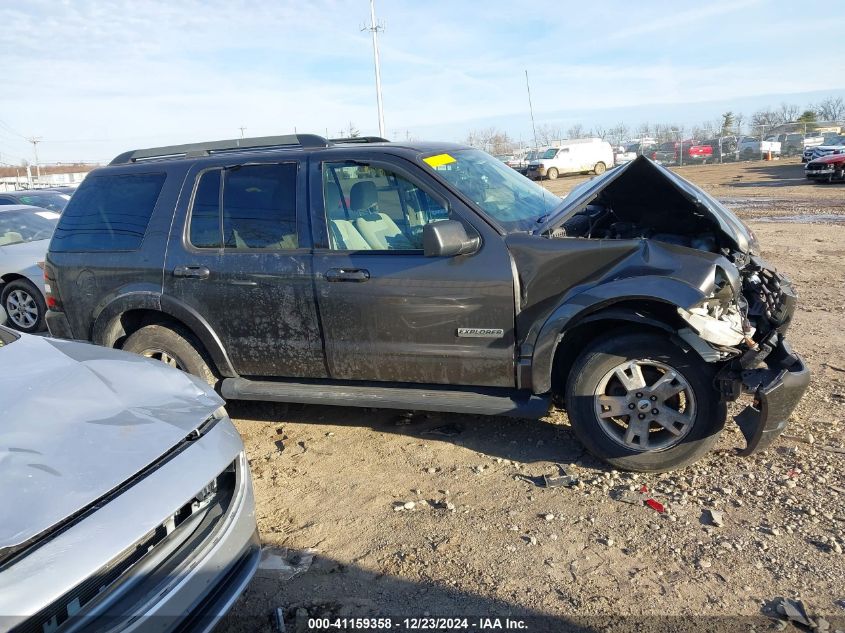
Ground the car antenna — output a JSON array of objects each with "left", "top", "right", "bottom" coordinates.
[{"left": 525, "top": 69, "right": 548, "bottom": 228}]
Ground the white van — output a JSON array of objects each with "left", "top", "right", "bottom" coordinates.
[{"left": 526, "top": 138, "right": 615, "bottom": 180}]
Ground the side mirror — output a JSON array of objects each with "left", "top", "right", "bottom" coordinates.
[{"left": 423, "top": 220, "right": 480, "bottom": 257}]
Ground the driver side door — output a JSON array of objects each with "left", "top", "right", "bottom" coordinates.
[{"left": 309, "top": 153, "right": 517, "bottom": 387}]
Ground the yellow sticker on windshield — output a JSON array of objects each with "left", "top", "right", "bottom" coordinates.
[{"left": 423, "top": 153, "right": 456, "bottom": 168}]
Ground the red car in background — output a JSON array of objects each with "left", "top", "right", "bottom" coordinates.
[
  {"left": 805, "top": 153, "right": 845, "bottom": 182},
  {"left": 651, "top": 140, "right": 714, "bottom": 165}
]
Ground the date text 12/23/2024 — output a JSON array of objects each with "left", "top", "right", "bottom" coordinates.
[{"left": 307, "top": 617, "right": 528, "bottom": 630}]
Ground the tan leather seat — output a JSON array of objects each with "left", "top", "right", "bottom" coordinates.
[
  {"left": 329, "top": 219, "right": 371, "bottom": 250},
  {"left": 348, "top": 180, "right": 413, "bottom": 249},
  {"left": 355, "top": 212, "right": 413, "bottom": 249}
]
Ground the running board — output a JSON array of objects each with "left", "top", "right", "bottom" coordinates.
[{"left": 220, "top": 377, "right": 551, "bottom": 419}]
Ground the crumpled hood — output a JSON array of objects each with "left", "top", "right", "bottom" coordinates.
[
  {"left": 536, "top": 156, "right": 757, "bottom": 254},
  {"left": 0, "top": 334, "right": 224, "bottom": 557}
]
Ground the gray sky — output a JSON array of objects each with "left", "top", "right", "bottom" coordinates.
[{"left": 1, "top": 0, "right": 843, "bottom": 163}]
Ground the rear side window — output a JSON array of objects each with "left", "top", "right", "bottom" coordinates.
[
  {"left": 188, "top": 163, "right": 299, "bottom": 250},
  {"left": 50, "top": 172, "right": 166, "bottom": 252}
]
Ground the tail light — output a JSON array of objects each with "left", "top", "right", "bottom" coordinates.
[{"left": 42, "top": 263, "right": 62, "bottom": 311}]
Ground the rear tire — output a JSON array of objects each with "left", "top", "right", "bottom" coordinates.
[
  {"left": 1, "top": 278, "right": 46, "bottom": 333},
  {"left": 546, "top": 167, "right": 559, "bottom": 180},
  {"left": 564, "top": 332, "right": 726, "bottom": 472},
  {"left": 122, "top": 323, "right": 218, "bottom": 387},
  {"left": 593, "top": 161, "right": 606, "bottom": 175}
]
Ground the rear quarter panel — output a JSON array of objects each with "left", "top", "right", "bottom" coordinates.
[{"left": 45, "top": 164, "right": 188, "bottom": 340}]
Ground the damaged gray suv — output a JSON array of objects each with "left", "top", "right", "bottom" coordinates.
[{"left": 44, "top": 135, "right": 809, "bottom": 472}]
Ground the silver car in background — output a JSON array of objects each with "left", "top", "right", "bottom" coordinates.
[
  {"left": 0, "top": 322, "right": 259, "bottom": 632},
  {"left": 0, "top": 205, "right": 60, "bottom": 332}
]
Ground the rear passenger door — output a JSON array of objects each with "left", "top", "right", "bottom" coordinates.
[
  {"left": 164, "top": 160, "right": 327, "bottom": 378},
  {"left": 309, "top": 153, "right": 516, "bottom": 388}
]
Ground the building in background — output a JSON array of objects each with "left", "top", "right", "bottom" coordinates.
[{"left": 0, "top": 163, "right": 98, "bottom": 191}]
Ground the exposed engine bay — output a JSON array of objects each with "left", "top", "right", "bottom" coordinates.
[{"left": 558, "top": 202, "right": 719, "bottom": 252}]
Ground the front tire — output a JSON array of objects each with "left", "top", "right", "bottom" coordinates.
[
  {"left": 546, "top": 167, "right": 559, "bottom": 180},
  {"left": 1, "top": 278, "right": 46, "bottom": 333},
  {"left": 122, "top": 323, "right": 218, "bottom": 387},
  {"left": 564, "top": 332, "right": 726, "bottom": 472},
  {"left": 593, "top": 161, "right": 606, "bottom": 175}
]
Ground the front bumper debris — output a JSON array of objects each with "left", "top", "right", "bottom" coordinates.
[{"left": 734, "top": 353, "right": 810, "bottom": 456}]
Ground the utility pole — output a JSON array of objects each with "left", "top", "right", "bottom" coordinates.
[
  {"left": 238, "top": 126, "right": 246, "bottom": 139},
  {"left": 27, "top": 137, "right": 42, "bottom": 183},
  {"left": 362, "top": 0, "right": 386, "bottom": 137}
]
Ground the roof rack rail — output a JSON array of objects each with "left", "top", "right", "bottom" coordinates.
[
  {"left": 328, "top": 136, "right": 390, "bottom": 144},
  {"left": 109, "top": 134, "right": 331, "bottom": 165}
]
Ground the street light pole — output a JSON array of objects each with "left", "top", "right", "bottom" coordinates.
[{"left": 363, "top": 0, "right": 386, "bottom": 137}]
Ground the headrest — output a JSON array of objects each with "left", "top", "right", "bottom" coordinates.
[{"left": 350, "top": 180, "right": 377, "bottom": 211}]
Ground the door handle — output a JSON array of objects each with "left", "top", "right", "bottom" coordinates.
[
  {"left": 173, "top": 265, "right": 210, "bottom": 279},
  {"left": 325, "top": 268, "right": 370, "bottom": 282}
]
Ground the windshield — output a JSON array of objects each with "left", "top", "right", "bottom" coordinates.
[
  {"left": 0, "top": 208, "right": 60, "bottom": 246},
  {"left": 14, "top": 192, "right": 70, "bottom": 212},
  {"left": 541, "top": 148, "right": 558, "bottom": 159},
  {"left": 426, "top": 149, "right": 561, "bottom": 233}
]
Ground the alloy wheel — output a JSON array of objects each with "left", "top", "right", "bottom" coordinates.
[
  {"left": 593, "top": 359, "right": 696, "bottom": 452},
  {"left": 5, "top": 289, "right": 38, "bottom": 329}
]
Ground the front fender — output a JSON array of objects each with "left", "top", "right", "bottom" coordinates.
[{"left": 529, "top": 276, "right": 711, "bottom": 394}]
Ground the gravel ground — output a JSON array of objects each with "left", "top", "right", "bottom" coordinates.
[{"left": 221, "top": 159, "right": 845, "bottom": 633}]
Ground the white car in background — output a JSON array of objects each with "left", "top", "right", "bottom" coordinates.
[
  {"left": 0, "top": 205, "right": 60, "bottom": 332},
  {"left": 801, "top": 136, "right": 845, "bottom": 163},
  {"left": 527, "top": 138, "right": 615, "bottom": 180},
  {"left": 737, "top": 137, "right": 782, "bottom": 160}
]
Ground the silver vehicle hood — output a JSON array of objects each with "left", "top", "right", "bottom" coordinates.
[
  {"left": 535, "top": 156, "right": 757, "bottom": 254},
  {"left": 0, "top": 334, "right": 224, "bottom": 559}
]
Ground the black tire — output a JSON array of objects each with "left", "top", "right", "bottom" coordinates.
[
  {"left": 1, "top": 278, "right": 46, "bottom": 333},
  {"left": 546, "top": 167, "right": 559, "bottom": 180},
  {"left": 564, "top": 332, "right": 726, "bottom": 472},
  {"left": 593, "top": 161, "right": 606, "bottom": 175},
  {"left": 122, "top": 323, "right": 218, "bottom": 387}
]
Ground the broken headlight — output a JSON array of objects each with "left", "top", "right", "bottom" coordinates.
[{"left": 678, "top": 266, "right": 754, "bottom": 347}]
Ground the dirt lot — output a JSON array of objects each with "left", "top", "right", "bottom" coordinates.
[{"left": 223, "top": 159, "right": 845, "bottom": 632}]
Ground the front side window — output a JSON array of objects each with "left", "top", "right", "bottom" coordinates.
[
  {"left": 188, "top": 163, "right": 298, "bottom": 250},
  {"left": 322, "top": 162, "right": 450, "bottom": 251}
]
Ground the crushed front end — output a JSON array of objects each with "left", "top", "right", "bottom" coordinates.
[{"left": 700, "top": 255, "right": 810, "bottom": 455}]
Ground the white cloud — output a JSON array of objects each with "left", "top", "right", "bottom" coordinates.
[{"left": 0, "top": 0, "right": 842, "bottom": 162}]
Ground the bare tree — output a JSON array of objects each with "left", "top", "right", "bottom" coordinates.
[
  {"left": 815, "top": 96, "right": 845, "bottom": 122},
  {"left": 733, "top": 112, "right": 745, "bottom": 136},
  {"left": 344, "top": 122, "right": 360, "bottom": 138},
  {"left": 608, "top": 122, "right": 630, "bottom": 146},
  {"left": 464, "top": 127, "right": 513, "bottom": 155},
  {"left": 534, "top": 123, "right": 563, "bottom": 146},
  {"left": 775, "top": 103, "right": 800, "bottom": 125},
  {"left": 751, "top": 108, "right": 779, "bottom": 136},
  {"left": 566, "top": 123, "right": 586, "bottom": 139},
  {"left": 590, "top": 125, "right": 608, "bottom": 140}
]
